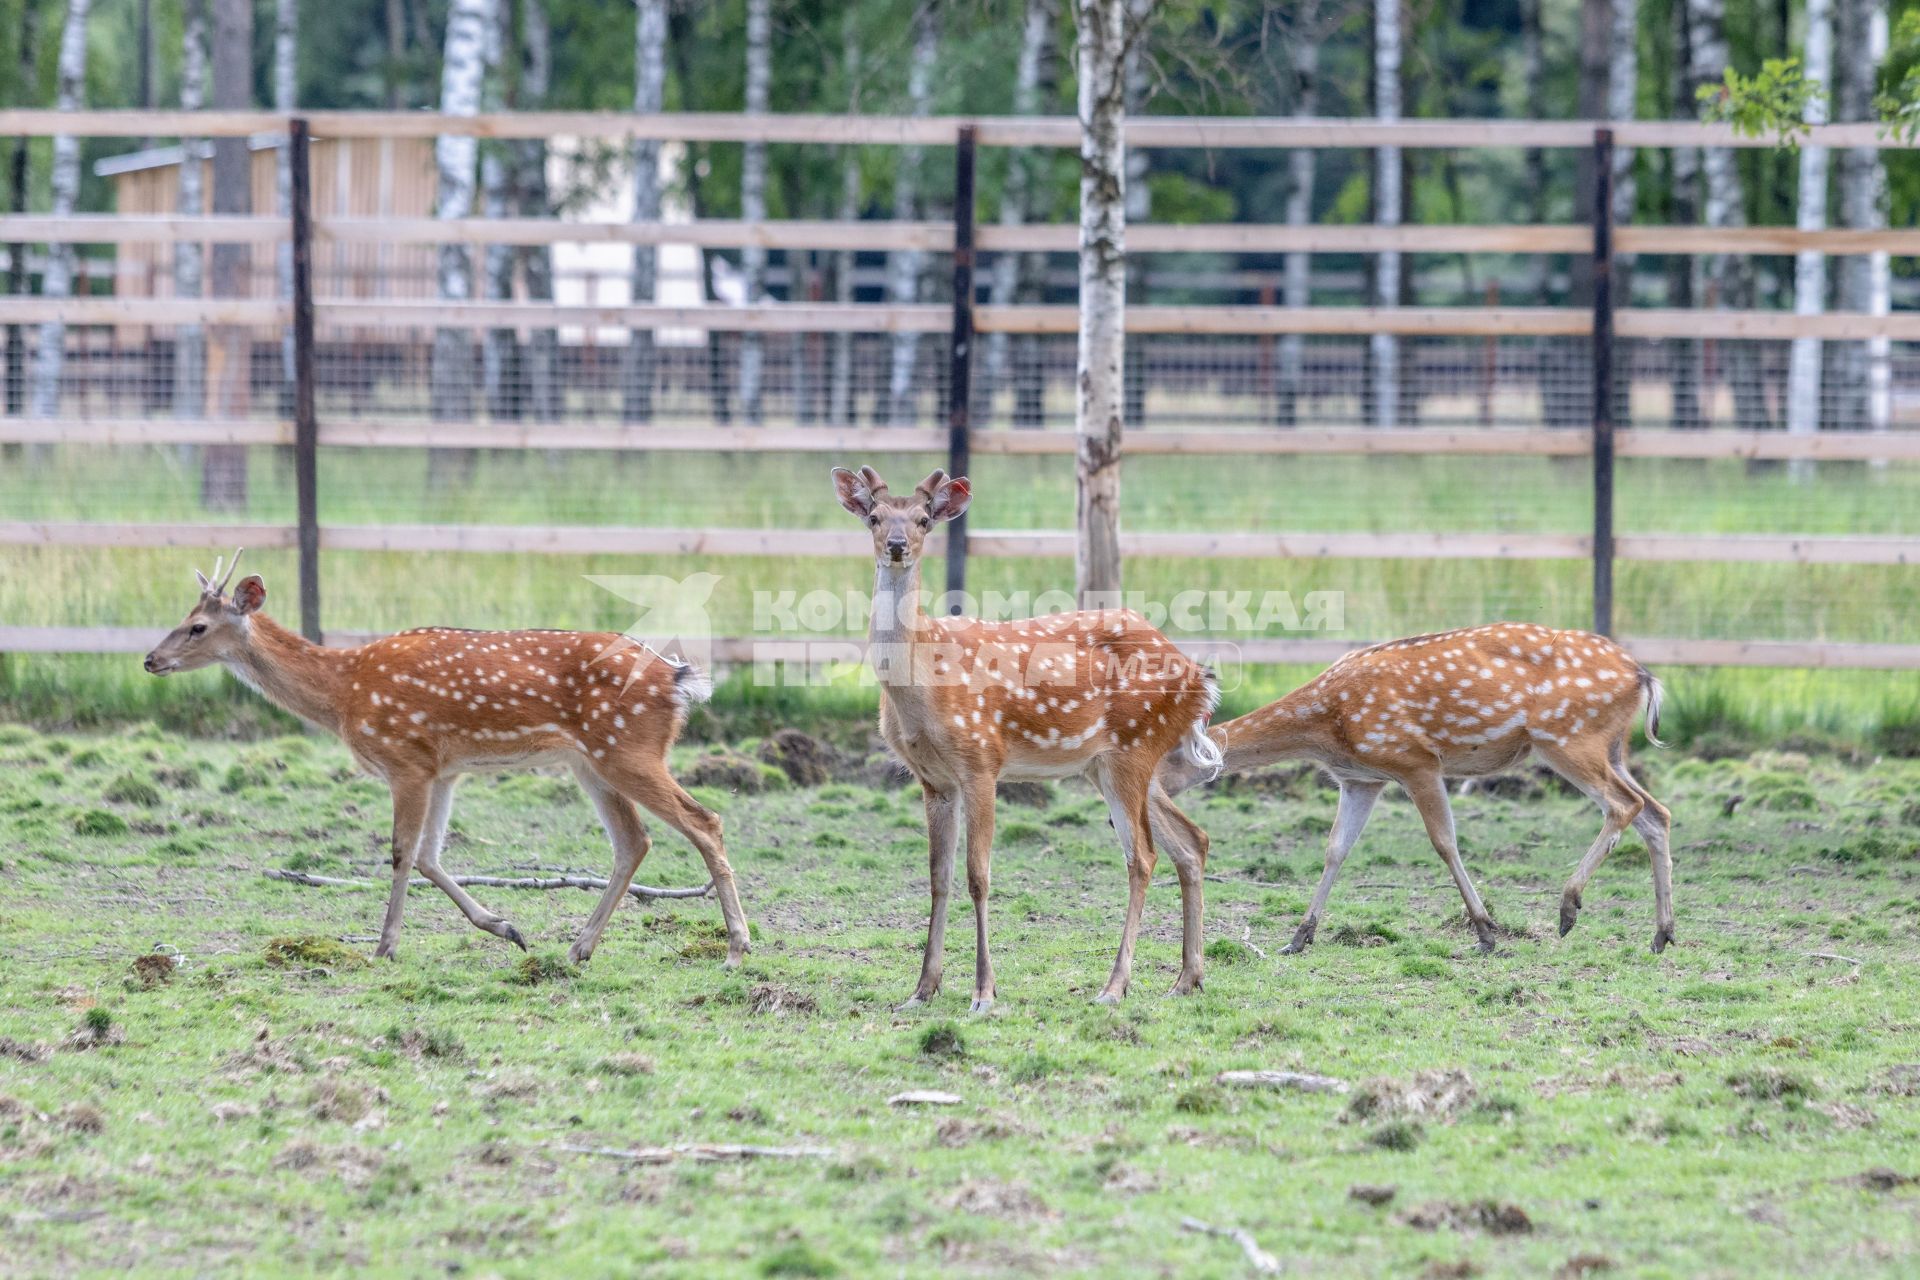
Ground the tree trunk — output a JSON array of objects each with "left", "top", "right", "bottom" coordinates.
[
  {"left": 1666, "top": 0, "right": 1702, "bottom": 428},
  {"left": 1369, "top": 0, "right": 1401, "bottom": 429},
  {"left": 174, "top": 0, "right": 209, "bottom": 435},
  {"left": 884, "top": 6, "right": 937, "bottom": 427},
  {"left": 981, "top": 0, "right": 1052, "bottom": 428},
  {"left": 738, "top": 0, "right": 771, "bottom": 423},
  {"left": 1075, "top": 0, "right": 1127, "bottom": 605},
  {"left": 6, "top": 4, "right": 38, "bottom": 422},
  {"left": 827, "top": 8, "right": 861, "bottom": 426},
  {"left": 430, "top": 0, "right": 489, "bottom": 486},
  {"left": 480, "top": 0, "right": 517, "bottom": 421},
  {"left": 1786, "top": 0, "right": 1833, "bottom": 468},
  {"left": 1686, "top": 0, "right": 1768, "bottom": 430},
  {"left": 275, "top": 0, "right": 299, "bottom": 417},
  {"left": 1121, "top": 0, "right": 1151, "bottom": 430},
  {"left": 622, "top": 0, "right": 667, "bottom": 423},
  {"left": 1608, "top": 0, "right": 1637, "bottom": 427},
  {"left": 29, "top": 0, "right": 91, "bottom": 424},
  {"left": 385, "top": 0, "right": 405, "bottom": 108},
  {"left": 202, "top": 0, "right": 252, "bottom": 509},
  {"left": 516, "top": 0, "right": 558, "bottom": 424},
  {"left": 1276, "top": 0, "right": 1320, "bottom": 427},
  {"left": 1832, "top": 0, "right": 1889, "bottom": 439},
  {"left": 1518, "top": 0, "right": 1549, "bottom": 304}
]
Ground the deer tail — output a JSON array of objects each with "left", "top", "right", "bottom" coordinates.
[{"left": 1637, "top": 667, "right": 1667, "bottom": 749}]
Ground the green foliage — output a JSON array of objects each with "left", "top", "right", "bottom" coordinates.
[
  {"left": 70, "top": 807, "right": 128, "bottom": 837},
  {"left": 1698, "top": 57, "right": 1824, "bottom": 149},
  {"left": 1876, "top": 11, "right": 1920, "bottom": 143}
]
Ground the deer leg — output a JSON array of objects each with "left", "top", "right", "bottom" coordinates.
[
  {"left": 1402, "top": 770, "right": 1501, "bottom": 953},
  {"left": 1612, "top": 748, "right": 1676, "bottom": 952},
  {"left": 412, "top": 778, "right": 527, "bottom": 952},
  {"left": 1284, "top": 779, "right": 1384, "bottom": 954},
  {"left": 1539, "top": 739, "right": 1643, "bottom": 940},
  {"left": 961, "top": 774, "right": 998, "bottom": 1012},
  {"left": 1148, "top": 781, "right": 1208, "bottom": 996},
  {"left": 615, "top": 763, "right": 751, "bottom": 967},
  {"left": 373, "top": 773, "right": 433, "bottom": 961},
  {"left": 902, "top": 782, "right": 958, "bottom": 1009},
  {"left": 1093, "top": 763, "right": 1157, "bottom": 1005},
  {"left": 566, "top": 775, "right": 655, "bottom": 966}
]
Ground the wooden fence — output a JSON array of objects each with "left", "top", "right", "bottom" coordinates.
[{"left": 2, "top": 112, "right": 1918, "bottom": 670}]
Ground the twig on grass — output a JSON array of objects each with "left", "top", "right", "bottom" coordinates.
[
  {"left": 263, "top": 869, "right": 713, "bottom": 900},
  {"left": 1180, "top": 1216, "right": 1282, "bottom": 1275},
  {"left": 558, "top": 1142, "right": 834, "bottom": 1165},
  {"left": 1205, "top": 874, "right": 1291, "bottom": 889},
  {"left": 1806, "top": 950, "right": 1864, "bottom": 966},
  {"left": 1216, "top": 1069, "right": 1349, "bottom": 1095},
  {"left": 1240, "top": 926, "right": 1267, "bottom": 960}
]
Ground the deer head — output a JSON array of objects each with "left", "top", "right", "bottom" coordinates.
[
  {"left": 831, "top": 465, "right": 970, "bottom": 569},
  {"left": 144, "top": 550, "right": 268, "bottom": 675}
]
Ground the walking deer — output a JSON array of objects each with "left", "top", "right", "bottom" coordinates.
[
  {"left": 832, "top": 466, "right": 1223, "bottom": 1008},
  {"left": 143, "top": 552, "right": 751, "bottom": 966},
  {"left": 1157, "top": 623, "right": 1673, "bottom": 954}
]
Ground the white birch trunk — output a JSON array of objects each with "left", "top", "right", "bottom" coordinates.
[
  {"left": 1865, "top": 0, "right": 1892, "bottom": 438},
  {"left": 274, "top": 0, "right": 298, "bottom": 405},
  {"left": 885, "top": 7, "right": 937, "bottom": 427},
  {"left": 738, "top": 0, "right": 771, "bottom": 423},
  {"left": 1519, "top": 0, "right": 1549, "bottom": 302},
  {"left": 175, "top": 0, "right": 209, "bottom": 426},
  {"left": 516, "top": 0, "right": 557, "bottom": 424},
  {"left": 1607, "top": 0, "right": 1637, "bottom": 242},
  {"left": 1276, "top": 0, "right": 1320, "bottom": 426},
  {"left": 623, "top": 0, "right": 667, "bottom": 422},
  {"left": 431, "top": 0, "right": 489, "bottom": 438},
  {"left": 982, "top": 0, "right": 1053, "bottom": 426},
  {"left": 1371, "top": 0, "right": 1401, "bottom": 429},
  {"left": 29, "top": 0, "right": 92, "bottom": 420},
  {"left": 827, "top": 8, "right": 861, "bottom": 425},
  {"left": 1835, "top": 0, "right": 1890, "bottom": 443},
  {"left": 1787, "top": 0, "right": 1833, "bottom": 458},
  {"left": 1075, "top": 0, "right": 1126, "bottom": 603},
  {"left": 479, "top": 0, "right": 515, "bottom": 419},
  {"left": 1121, "top": 0, "right": 1151, "bottom": 427}
]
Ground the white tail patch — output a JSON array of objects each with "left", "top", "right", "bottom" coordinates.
[
  {"left": 672, "top": 662, "right": 714, "bottom": 709},
  {"left": 1178, "top": 666, "right": 1225, "bottom": 782},
  {"left": 1640, "top": 671, "right": 1667, "bottom": 749}
]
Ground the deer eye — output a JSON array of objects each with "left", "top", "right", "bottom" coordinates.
[
  {"left": 190, "top": 623, "right": 208, "bottom": 636},
  {"left": 867, "top": 515, "right": 880, "bottom": 527},
  {"left": 917, "top": 517, "right": 932, "bottom": 529}
]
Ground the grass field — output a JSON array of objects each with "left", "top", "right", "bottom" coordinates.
[{"left": 4, "top": 718, "right": 1920, "bottom": 1276}]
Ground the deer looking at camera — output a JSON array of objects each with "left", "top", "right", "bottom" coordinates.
[
  {"left": 832, "top": 466, "right": 1223, "bottom": 1008},
  {"left": 1157, "top": 623, "right": 1673, "bottom": 954},
  {"left": 143, "top": 552, "right": 751, "bottom": 966}
]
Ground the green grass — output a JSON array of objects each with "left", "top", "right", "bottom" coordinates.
[{"left": 4, "top": 721, "right": 1920, "bottom": 1275}]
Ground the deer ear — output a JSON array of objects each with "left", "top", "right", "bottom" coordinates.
[
  {"left": 929, "top": 476, "right": 971, "bottom": 522},
  {"left": 230, "top": 575, "right": 266, "bottom": 615},
  {"left": 832, "top": 467, "right": 877, "bottom": 517}
]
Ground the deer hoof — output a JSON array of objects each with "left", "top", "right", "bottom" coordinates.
[
  {"left": 1558, "top": 895, "right": 1582, "bottom": 937},
  {"left": 1280, "top": 922, "right": 1315, "bottom": 955},
  {"left": 501, "top": 923, "right": 528, "bottom": 952},
  {"left": 1091, "top": 991, "right": 1123, "bottom": 1007},
  {"left": 1476, "top": 933, "right": 1498, "bottom": 956},
  {"left": 1168, "top": 975, "right": 1202, "bottom": 997},
  {"left": 969, "top": 996, "right": 994, "bottom": 1014},
  {"left": 1651, "top": 926, "right": 1673, "bottom": 954},
  {"left": 896, "top": 994, "right": 931, "bottom": 1012}
]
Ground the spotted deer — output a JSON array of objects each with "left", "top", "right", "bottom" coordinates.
[
  {"left": 832, "top": 466, "right": 1222, "bottom": 1008},
  {"left": 1157, "top": 623, "right": 1673, "bottom": 954},
  {"left": 143, "top": 552, "right": 751, "bottom": 966}
]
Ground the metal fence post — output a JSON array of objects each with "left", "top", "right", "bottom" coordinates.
[
  {"left": 289, "top": 117, "right": 321, "bottom": 642},
  {"left": 945, "top": 123, "right": 978, "bottom": 610},
  {"left": 1590, "top": 126, "right": 1615, "bottom": 638}
]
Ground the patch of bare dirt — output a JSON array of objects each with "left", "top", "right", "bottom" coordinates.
[
  {"left": 747, "top": 984, "right": 818, "bottom": 1016},
  {"left": 1815, "top": 1102, "right": 1878, "bottom": 1130},
  {"left": 273, "top": 1139, "right": 385, "bottom": 1188},
  {"left": 932, "top": 1116, "right": 1025, "bottom": 1148},
  {"left": 1838, "top": 1168, "right": 1915, "bottom": 1192},
  {"left": 130, "top": 954, "right": 176, "bottom": 988},
  {"left": 1397, "top": 1199, "right": 1534, "bottom": 1235},
  {"left": 1872, "top": 1064, "right": 1920, "bottom": 1097},
  {"left": 1553, "top": 1255, "right": 1617, "bottom": 1279},
  {"left": 0, "top": 1036, "right": 49, "bottom": 1063},
  {"left": 1345, "top": 1069, "right": 1477, "bottom": 1123},
  {"left": 756, "top": 729, "right": 849, "bottom": 787},
  {"left": 1349, "top": 1184, "right": 1397, "bottom": 1206},
  {"left": 944, "top": 1179, "right": 1058, "bottom": 1221},
  {"left": 307, "top": 1075, "right": 387, "bottom": 1125}
]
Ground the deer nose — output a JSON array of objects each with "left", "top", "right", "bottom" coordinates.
[
  {"left": 886, "top": 537, "right": 908, "bottom": 560},
  {"left": 142, "top": 652, "right": 159, "bottom": 673}
]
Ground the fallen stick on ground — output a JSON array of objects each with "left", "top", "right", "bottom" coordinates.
[
  {"left": 559, "top": 1142, "right": 834, "bottom": 1165},
  {"left": 1204, "top": 874, "right": 1291, "bottom": 889},
  {"left": 1216, "top": 1069, "right": 1349, "bottom": 1095},
  {"left": 1180, "top": 1217, "right": 1282, "bottom": 1275},
  {"left": 1806, "top": 950, "right": 1864, "bottom": 966},
  {"left": 264, "top": 869, "right": 713, "bottom": 900},
  {"left": 1239, "top": 926, "right": 1267, "bottom": 960}
]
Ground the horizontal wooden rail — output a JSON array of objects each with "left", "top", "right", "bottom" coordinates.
[
  {"left": 1614, "top": 310, "right": 1920, "bottom": 341},
  {"left": 5, "top": 624, "right": 1917, "bottom": 670},
  {"left": 5, "top": 418, "right": 1920, "bottom": 462},
  {"left": 0, "top": 297, "right": 288, "bottom": 325},
  {"left": 7, "top": 216, "right": 1917, "bottom": 257},
  {"left": 8, "top": 520, "right": 1916, "bottom": 565},
  {"left": 4, "top": 111, "right": 1919, "bottom": 150}
]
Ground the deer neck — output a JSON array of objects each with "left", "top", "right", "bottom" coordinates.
[
  {"left": 1216, "top": 687, "right": 1333, "bottom": 768},
  {"left": 227, "top": 612, "right": 349, "bottom": 733},
  {"left": 868, "top": 558, "right": 938, "bottom": 703}
]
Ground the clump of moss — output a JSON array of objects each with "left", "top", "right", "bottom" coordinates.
[
  {"left": 1367, "top": 1120, "right": 1423, "bottom": 1151},
  {"left": 103, "top": 773, "right": 164, "bottom": 808},
  {"left": 130, "top": 954, "right": 177, "bottom": 988},
  {"left": 71, "top": 808, "right": 129, "bottom": 837},
  {"left": 1173, "top": 1084, "right": 1228, "bottom": 1115},
  {"left": 264, "top": 936, "right": 367, "bottom": 971},
  {"left": 918, "top": 1022, "right": 966, "bottom": 1058},
  {"left": 1204, "top": 938, "right": 1254, "bottom": 966},
  {"left": 509, "top": 952, "right": 577, "bottom": 985}
]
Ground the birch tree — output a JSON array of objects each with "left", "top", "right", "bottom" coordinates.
[
  {"left": 981, "top": 0, "right": 1053, "bottom": 428},
  {"left": 623, "top": 0, "right": 668, "bottom": 423},
  {"left": 7, "top": 6, "right": 39, "bottom": 418},
  {"left": 1075, "top": 0, "right": 1128, "bottom": 603},
  {"left": 1686, "top": 0, "right": 1769, "bottom": 430},
  {"left": 431, "top": 0, "right": 490, "bottom": 481},
  {"left": 203, "top": 0, "right": 253, "bottom": 508},
  {"left": 516, "top": 0, "right": 558, "bottom": 422},
  {"left": 826, "top": 6, "right": 862, "bottom": 426},
  {"left": 274, "top": 0, "right": 299, "bottom": 409},
  {"left": 1370, "top": 0, "right": 1401, "bottom": 429},
  {"left": 28, "top": 0, "right": 92, "bottom": 421},
  {"left": 175, "top": 0, "right": 209, "bottom": 429},
  {"left": 1786, "top": 0, "right": 1834, "bottom": 462},
  {"left": 1666, "top": 0, "right": 1703, "bottom": 428},
  {"left": 1607, "top": 0, "right": 1637, "bottom": 427},
  {"left": 884, "top": 4, "right": 937, "bottom": 427},
  {"left": 480, "top": 0, "right": 517, "bottom": 420},
  {"left": 1121, "top": 0, "right": 1151, "bottom": 428},
  {"left": 1518, "top": 0, "right": 1549, "bottom": 304},
  {"left": 738, "top": 0, "right": 771, "bottom": 423},
  {"left": 1275, "top": 0, "right": 1321, "bottom": 426},
  {"left": 1833, "top": 0, "right": 1890, "bottom": 437}
]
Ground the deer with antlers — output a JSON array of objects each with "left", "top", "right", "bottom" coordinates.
[
  {"left": 1156, "top": 623, "right": 1673, "bottom": 954},
  {"left": 143, "top": 552, "right": 751, "bottom": 966},
  {"left": 832, "top": 466, "right": 1223, "bottom": 1009}
]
